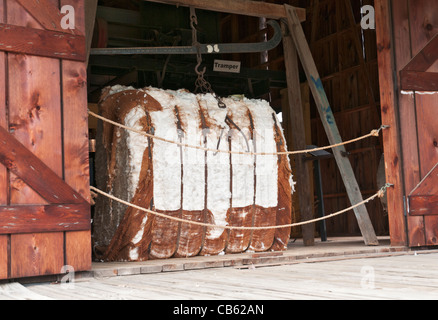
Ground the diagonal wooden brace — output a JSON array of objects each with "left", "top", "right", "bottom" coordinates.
[{"left": 0, "top": 126, "right": 88, "bottom": 205}]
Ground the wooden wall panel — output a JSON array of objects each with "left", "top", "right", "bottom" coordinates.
[
  {"left": 61, "top": 0, "right": 91, "bottom": 272},
  {"left": 308, "top": 0, "right": 386, "bottom": 237}
]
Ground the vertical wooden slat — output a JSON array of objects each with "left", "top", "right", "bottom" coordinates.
[
  {"left": 375, "top": 0, "right": 407, "bottom": 246},
  {"left": 391, "top": 0, "right": 425, "bottom": 247},
  {"left": 0, "top": 0, "right": 8, "bottom": 281},
  {"left": 60, "top": 0, "right": 91, "bottom": 271},
  {"left": 0, "top": 235, "right": 7, "bottom": 279},
  {"left": 0, "top": 0, "right": 6, "bottom": 205},
  {"left": 7, "top": 0, "right": 62, "bottom": 205},
  {"left": 7, "top": 0, "right": 65, "bottom": 278}
]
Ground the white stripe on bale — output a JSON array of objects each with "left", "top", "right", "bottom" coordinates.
[
  {"left": 173, "top": 90, "right": 206, "bottom": 212},
  {"left": 147, "top": 87, "right": 182, "bottom": 211},
  {"left": 245, "top": 98, "right": 278, "bottom": 208},
  {"left": 201, "top": 94, "right": 231, "bottom": 239},
  {"left": 226, "top": 97, "right": 255, "bottom": 209}
]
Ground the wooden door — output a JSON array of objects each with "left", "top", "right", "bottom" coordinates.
[
  {"left": 376, "top": 0, "right": 438, "bottom": 247},
  {"left": 0, "top": 0, "right": 90, "bottom": 280}
]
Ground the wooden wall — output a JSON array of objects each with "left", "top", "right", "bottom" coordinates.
[
  {"left": 0, "top": 0, "right": 91, "bottom": 280},
  {"left": 220, "top": 0, "right": 388, "bottom": 238},
  {"left": 306, "top": 0, "right": 386, "bottom": 237}
]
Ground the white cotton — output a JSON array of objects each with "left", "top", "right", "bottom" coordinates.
[
  {"left": 129, "top": 247, "right": 139, "bottom": 260},
  {"left": 173, "top": 90, "right": 206, "bottom": 211},
  {"left": 245, "top": 98, "right": 278, "bottom": 208},
  {"left": 124, "top": 106, "right": 149, "bottom": 202},
  {"left": 201, "top": 94, "right": 231, "bottom": 239},
  {"left": 131, "top": 215, "right": 148, "bottom": 245},
  {"left": 226, "top": 98, "right": 255, "bottom": 208},
  {"left": 108, "top": 84, "right": 135, "bottom": 95},
  {"left": 147, "top": 89, "right": 182, "bottom": 211}
]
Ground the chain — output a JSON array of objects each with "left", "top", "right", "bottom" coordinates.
[{"left": 190, "top": 7, "right": 226, "bottom": 109}]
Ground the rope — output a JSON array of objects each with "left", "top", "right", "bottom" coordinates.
[
  {"left": 90, "top": 183, "right": 392, "bottom": 231},
  {"left": 88, "top": 110, "right": 387, "bottom": 156}
]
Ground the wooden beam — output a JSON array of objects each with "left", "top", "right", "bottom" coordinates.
[
  {"left": 0, "top": 23, "right": 86, "bottom": 62},
  {"left": 403, "top": 34, "right": 438, "bottom": 72},
  {"left": 374, "top": 0, "right": 407, "bottom": 246},
  {"left": 281, "top": 22, "right": 315, "bottom": 246},
  {"left": 284, "top": 5, "right": 379, "bottom": 246},
  {"left": 145, "top": 0, "right": 306, "bottom": 21},
  {"left": 400, "top": 70, "right": 438, "bottom": 91},
  {"left": 0, "top": 126, "right": 88, "bottom": 204},
  {"left": 0, "top": 204, "right": 90, "bottom": 234}
]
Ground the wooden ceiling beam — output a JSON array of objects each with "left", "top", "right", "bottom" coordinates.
[{"left": 144, "top": 0, "right": 306, "bottom": 21}]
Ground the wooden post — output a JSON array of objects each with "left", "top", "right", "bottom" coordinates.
[
  {"left": 284, "top": 5, "right": 379, "bottom": 246},
  {"left": 282, "top": 22, "right": 315, "bottom": 246}
]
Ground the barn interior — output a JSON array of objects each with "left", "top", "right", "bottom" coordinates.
[{"left": 87, "top": 0, "right": 388, "bottom": 248}]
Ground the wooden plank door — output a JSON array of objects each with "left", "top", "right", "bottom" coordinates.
[
  {"left": 376, "top": 0, "right": 438, "bottom": 247},
  {"left": 0, "top": 0, "right": 90, "bottom": 280}
]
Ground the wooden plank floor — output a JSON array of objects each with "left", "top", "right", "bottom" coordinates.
[{"left": 1, "top": 238, "right": 438, "bottom": 300}]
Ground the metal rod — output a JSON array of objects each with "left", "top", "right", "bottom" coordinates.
[{"left": 90, "top": 20, "right": 282, "bottom": 56}]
